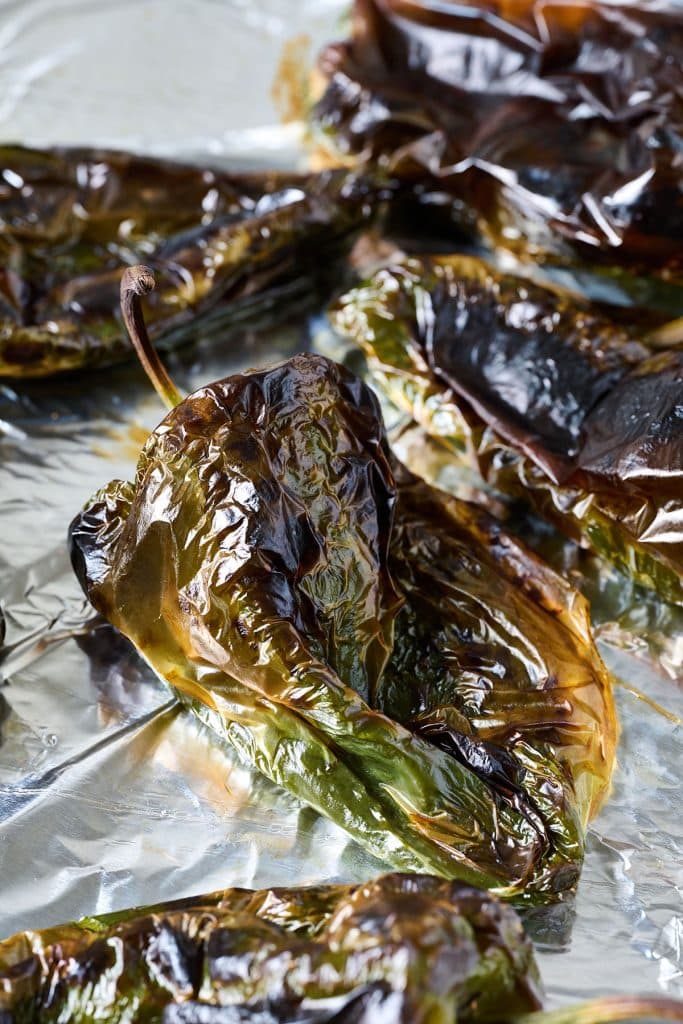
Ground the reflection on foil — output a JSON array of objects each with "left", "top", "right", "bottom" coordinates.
[
  {"left": 0, "top": 0, "right": 681, "bottom": 1009},
  {"left": 76, "top": 623, "right": 168, "bottom": 724}
]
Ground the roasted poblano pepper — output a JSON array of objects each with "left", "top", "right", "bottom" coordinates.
[
  {"left": 313, "top": 0, "right": 683, "bottom": 319},
  {"left": 4, "top": 875, "right": 683, "bottom": 1024},
  {"left": 0, "top": 873, "right": 544, "bottom": 1023},
  {"left": 331, "top": 257, "right": 683, "bottom": 605},
  {"left": 69, "top": 268, "right": 616, "bottom": 903},
  {"left": 0, "top": 146, "right": 376, "bottom": 377}
]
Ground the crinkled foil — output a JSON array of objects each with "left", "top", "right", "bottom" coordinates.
[{"left": 0, "top": 0, "right": 681, "bottom": 1008}]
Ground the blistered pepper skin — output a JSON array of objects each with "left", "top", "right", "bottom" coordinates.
[
  {"left": 70, "top": 353, "right": 616, "bottom": 903},
  {"left": 0, "top": 874, "right": 543, "bottom": 1024},
  {"left": 313, "top": 0, "right": 683, "bottom": 316},
  {"left": 331, "top": 258, "right": 683, "bottom": 605},
  {"left": 0, "top": 146, "right": 376, "bottom": 377}
]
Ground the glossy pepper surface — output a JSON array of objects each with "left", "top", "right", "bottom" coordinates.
[
  {"left": 313, "top": 0, "right": 683, "bottom": 318},
  {"left": 0, "top": 146, "right": 376, "bottom": 377},
  {"left": 70, "top": 342, "right": 616, "bottom": 902},
  {"left": 0, "top": 873, "right": 542, "bottom": 1023},
  {"left": 331, "top": 256, "right": 683, "bottom": 604},
  {"left": 4, "top": 876, "right": 683, "bottom": 1024}
]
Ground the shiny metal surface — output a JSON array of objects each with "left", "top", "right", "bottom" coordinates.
[{"left": 0, "top": 0, "right": 681, "bottom": 1008}]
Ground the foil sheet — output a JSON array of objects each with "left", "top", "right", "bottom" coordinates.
[{"left": 0, "top": 0, "right": 682, "bottom": 1009}]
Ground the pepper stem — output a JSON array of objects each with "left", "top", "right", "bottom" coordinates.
[
  {"left": 514, "top": 997, "right": 683, "bottom": 1024},
  {"left": 120, "top": 265, "right": 183, "bottom": 410}
]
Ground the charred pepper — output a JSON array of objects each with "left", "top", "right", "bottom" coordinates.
[
  {"left": 313, "top": 0, "right": 683, "bottom": 320},
  {"left": 0, "top": 146, "right": 376, "bottom": 377},
  {"left": 0, "top": 873, "right": 542, "bottom": 1023},
  {"left": 331, "top": 256, "right": 683, "bottom": 605},
  {"left": 69, "top": 268, "right": 617, "bottom": 903},
  {"left": 3, "top": 875, "right": 683, "bottom": 1024}
]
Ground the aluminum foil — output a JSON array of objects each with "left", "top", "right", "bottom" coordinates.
[{"left": 0, "top": 0, "right": 682, "bottom": 1009}]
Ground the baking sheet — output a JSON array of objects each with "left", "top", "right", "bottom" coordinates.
[{"left": 0, "top": 0, "right": 682, "bottom": 1007}]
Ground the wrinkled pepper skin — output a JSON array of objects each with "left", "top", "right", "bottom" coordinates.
[
  {"left": 0, "top": 874, "right": 542, "bottom": 1024},
  {"left": 70, "top": 354, "right": 616, "bottom": 902},
  {"left": 331, "top": 258, "right": 683, "bottom": 605},
  {"left": 313, "top": 0, "right": 683, "bottom": 316},
  {"left": 0, "top": 146, "right": 377, "bottom": 377}
]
